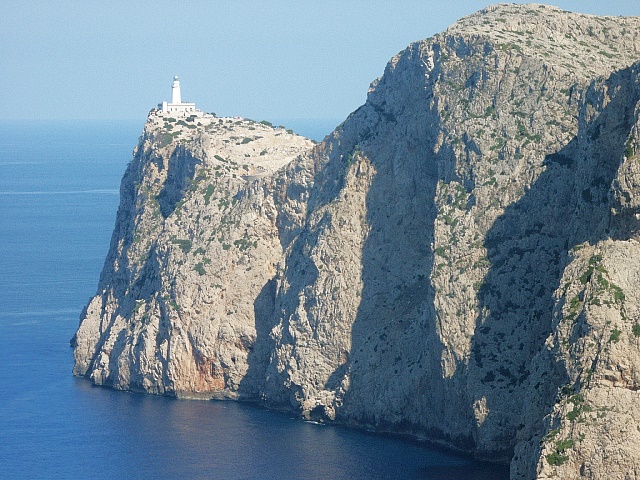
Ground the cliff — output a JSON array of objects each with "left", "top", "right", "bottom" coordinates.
[{"left": 72, "top": 4, "right": 640, "bottom": 478}]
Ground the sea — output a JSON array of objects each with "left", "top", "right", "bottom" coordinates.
[{"left": 0, "top": 119, "right": 509, "bottom": 479}]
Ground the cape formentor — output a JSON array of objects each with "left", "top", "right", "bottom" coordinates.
[{"left": 72, "top": 4, "right": 640, "bottom": 478}]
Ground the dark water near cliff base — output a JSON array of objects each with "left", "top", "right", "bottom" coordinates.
[{"left": 0, "top": 120, "right": 509, "bottom": 479}]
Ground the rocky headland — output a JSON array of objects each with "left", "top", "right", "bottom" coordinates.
[{"left": 72, "top": 4, "right": 640, "bottom": 478}]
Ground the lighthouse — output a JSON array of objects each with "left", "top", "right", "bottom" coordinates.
[
  {"left": 160, "top": 76, "right": 200, "bottom": 116},
  {"left": 171, "top": 76, "right": 182, "bottom": 104}
]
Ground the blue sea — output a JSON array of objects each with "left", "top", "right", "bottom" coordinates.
[{"left": 0, "top": 120, "right": 509, "bottom": 479}]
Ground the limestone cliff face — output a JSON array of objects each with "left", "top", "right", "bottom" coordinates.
[
  {"left": 71, "top": 115, "right": 314, "bottom": 396},
  {"left": 73, "top": 4, "right": 640, "bottom": 478}
]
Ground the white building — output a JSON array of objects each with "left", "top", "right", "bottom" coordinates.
[{"left": 160, "top": 76, "right": 201, "bottom": 115}]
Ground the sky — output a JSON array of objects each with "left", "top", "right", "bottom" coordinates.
[{"left": 2, "top": 1, "right": 640, "bottom": 125}]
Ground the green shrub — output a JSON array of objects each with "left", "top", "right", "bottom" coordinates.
[
  {"left": 546, "top": 452, "right": 568, "bottom": 466},
  {"left": 625, "top": 138, "right": 634, "bottom": 158},
  {"left": 194, "top": 263, "right": 206, "bottom": 276},
  {"left": 569, "top": 296, "right": 581, "bottom": 311},
  {"left": 434, "top": 246, "right": 447, "bottom": 257},
  {"left": 203, "top": 184, "right": 215, "bottom": 205},
  {"left": 233, "top": 237, "right": 254, "bottom": 251},
  {"left": 171, "top": 238, "right": 192, "bottom": 254},
  {"left": 567, "top": 408, "right": 581, "bottom": 421},
  {"left": 568, "top": 394, "right": 584, "bottom": 405},
  {"left": 157, "top": 133, "right": 172, "bottom": 147},
  {"left": 546, "top": 438, "right": 574, "bottom": 466},
  {"left": 610, "top": 328, "right": 622, "bottom": 343},
  {"left": 632, "top": 323, "right": 640, "bottom": 337},
  {"left": 555, "top": 439, "right": 574, "bottom": 451},
  {"left": 589, "top": 254, "right": 602, "bottom": 265},
  {"left": 543, "top": 428, "right": 560, "bottom": 442},
  {"left": 579, "top": 266, "right": 593, "bottom": 284},
  {"left": 611, "top": 285, "right": 625, "bottom": 303}
]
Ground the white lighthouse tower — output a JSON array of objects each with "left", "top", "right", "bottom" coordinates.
[
  {"left": 171, "top": 76, "right": 182, "bottom": 104},
  {"left": 160, "top": 76, "right": 200, "bottom": 116}
]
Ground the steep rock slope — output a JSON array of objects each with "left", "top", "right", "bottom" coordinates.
[
  {"left": 73, "top": 4, "right": 640, "bottom": 478},
  {"left": 72, "top": 114, "right": 314, "bottom": 396}
]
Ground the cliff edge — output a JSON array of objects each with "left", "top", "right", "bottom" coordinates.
[{"left": 72, "top": 4, "right": 640, "bottom": 478}]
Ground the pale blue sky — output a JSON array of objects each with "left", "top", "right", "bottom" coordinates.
[{"left": 2, "top": 1, "right": 640, "bottom": 123}]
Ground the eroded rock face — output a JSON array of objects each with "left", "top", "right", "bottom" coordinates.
[
  {"left": 71, "top": 114, "right": 315, "bottom": 397},
  {"left": 73, "top": 4, "right": 640, "bottom": 478}
]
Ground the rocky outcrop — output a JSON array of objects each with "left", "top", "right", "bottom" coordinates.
[
  {"left": 71, "top": 115, "right": 315, "bottom": 397},
  {"left": 73, "top": 4, "right": 640, "bottom": 478}
]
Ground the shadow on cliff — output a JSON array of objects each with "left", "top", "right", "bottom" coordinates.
[
  {"left": 331, "top": 110, "right": 450, "bottom": 434},
  {"left": 324, "top": 46, "right": 471, "bottom": 445},
  {"left": 330, "top": 62, "right": 640, "bottom": 463},
  {"left": 239, "top": 133, "right": 344, "bottom": 402},
  {"left": 466, "top": 64, "right": 640, "bottom": 464},
  {"left": 157, "top": 146, "right": 201, "bottom": 218},
  {"left": 239, "top": 41, "right": 469, "bottom": 445},
  {"left": 240, "top": 41, "right": 455, "bottom": 417},
  {"left": 239, "top": 49, "right": 640, "bottom": 469}
]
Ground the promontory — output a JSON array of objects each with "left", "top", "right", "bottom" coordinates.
[{"left": 72, "top": 4, "right": 640, "bottom": 478}]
